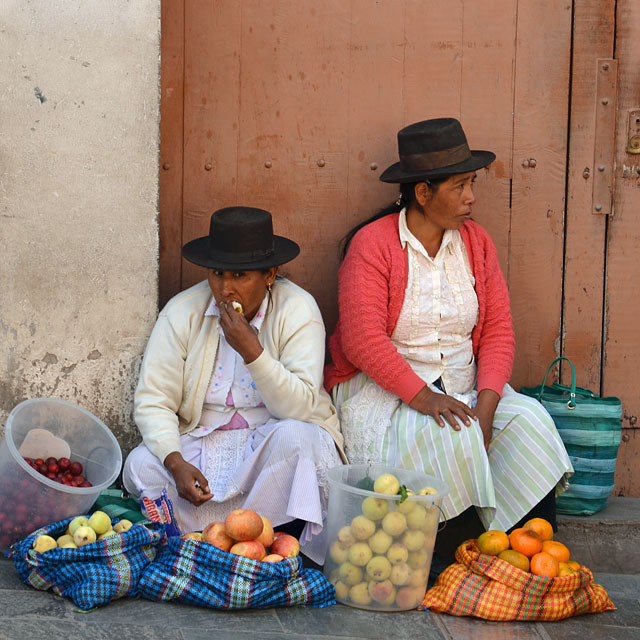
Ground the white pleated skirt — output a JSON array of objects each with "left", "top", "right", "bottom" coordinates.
[
  {"left": 332, "top": 373, "right": 573, "bottom": 531},
  {"left": 123, "top": 419, "right": 341, "bottom": 564}
]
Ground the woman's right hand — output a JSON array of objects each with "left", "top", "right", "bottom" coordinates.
[
  {"left": 163, "top": 452, "right": 214, "bottom": 506},
  {"left": 409, "top": 385, "right": 476, "bottom": 430}
]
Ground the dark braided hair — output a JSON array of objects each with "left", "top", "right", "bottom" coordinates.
[{"left": 340, "top": 177, "right": 449, "bottom": 259}]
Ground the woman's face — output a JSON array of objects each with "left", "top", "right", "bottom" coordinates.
[
  {"left": 208, "top": 266, "right": 278, "bottom": 321},
  {"left": 421, "top": 171, "right": 477, "bottom": 231}
]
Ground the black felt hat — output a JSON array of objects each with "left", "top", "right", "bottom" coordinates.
[
  {"left": 379, "top": 117, "right": 496, "bottom": 183},
  {"left": 181, "top": 206, "right": 300, "bottom": 270}
]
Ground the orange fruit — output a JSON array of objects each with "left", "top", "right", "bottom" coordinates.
[
  {"left": 558, "top": 562, "right": 574, "bottom": 576},
  {"left": 477, "top": 530, "right": 510, "bottom": 556},
  {"left": 498, "top": 549, "right": 530, "bottom": 572},
  {"left": 567, "top": 560, "right": 581, "bottom": 571},
  {"left": 509, "top": 527, "right": 543, "bottom": 558},
  {"left": 523, "top": 517, "right": 554, "bottom": 541},
  {"left": 531, "top": 551, "right": 559, "bottom": 577},
  {"left": 542, "top": 540, "right": 570, "bottom": 564}
]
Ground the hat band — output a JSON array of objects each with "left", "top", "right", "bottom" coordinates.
[
  {"left": 399, "top": 143, "right": 471, "bottom": 172},
  {"left": 208, "top": 244, "right": 275, "bottom": 264}
]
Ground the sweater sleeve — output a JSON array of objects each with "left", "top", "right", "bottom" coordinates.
[
  {"left": 245, "top": 300, "right": 328, "bottom": 422},
  {"left": 471, "top": 227, "right": 515, "bottom": 395},
  {"left": 337, "top": 227, "right": 426, "bottom": 404},
  {"left": 134, "top": 313, "right": 186, "bottom": 463}
]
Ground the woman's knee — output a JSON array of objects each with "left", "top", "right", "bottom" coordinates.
[{"left": 269, "top": 419, "right": 325, "bottom": 452}]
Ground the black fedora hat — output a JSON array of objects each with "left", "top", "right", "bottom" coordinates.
[
  {"left": 181, "top": 206, "right": 300, "bottom": 270},
  {"left": 379, "top": 117, "right": 496, "bottom": 183}
]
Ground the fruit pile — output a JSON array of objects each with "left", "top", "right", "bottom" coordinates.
[
  {"left": 32, "top": 511, "right": 133, "bottom": 552},
  {"left": 182, "top": 508, "right": 300, "bottom": 562},
  {"left": 23, "top": 456, "right": 92, "bottom": 487},
  {"left": 325, "top": 472, "right": 442, "bottom": 610},
  {"left": 476, "top": 518, "right": 583, "bottom": 577},
  {"left": 0, "top": 456, "right": 96, "bottom": 550}
]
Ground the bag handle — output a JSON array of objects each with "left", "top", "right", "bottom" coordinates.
[{"left": 537, "top": 356, "right": 577, "bottom": 410}]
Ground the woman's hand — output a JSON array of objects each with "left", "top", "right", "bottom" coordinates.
[
  {"left": 164, "top": 452, "right": 214, "bottom": 506},
  {"left": 218, "top": 302, "right": 264, "bottom": 363},
  {"left": 474, "top": 389, "right": 499, "bottom": 450},
  {"left": 409, "top": 385, "right": 476, "bottom": 430}
]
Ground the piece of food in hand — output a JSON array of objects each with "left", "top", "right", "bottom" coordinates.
[{"left": 231, "top": 301, "right": 243, "bottom": 313}]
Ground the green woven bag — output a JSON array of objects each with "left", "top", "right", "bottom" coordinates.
[{"left": 520, "top": 357, "right": 622, "bottom": 516}]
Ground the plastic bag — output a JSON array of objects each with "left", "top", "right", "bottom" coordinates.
[
  {"left": 421, "top": 540, "right": 615, "bottom": 621},
  {"left": 137, "top": 536, "right": 335, "bottom": 609},
  {"left": 8, "top": 516, "right": 166, "bottom": 610}
]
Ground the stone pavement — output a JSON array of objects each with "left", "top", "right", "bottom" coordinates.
[{"left": 1, "top": 498, "right": 639, "bottom": 640}]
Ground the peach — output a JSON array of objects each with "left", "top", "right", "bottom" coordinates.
[
  {"left": 182, "top": 531, "right": 203, "bottom": 542},
  {"left": 224, "top": 509, "right": 264, "bottom": 541},
  {"left": 229, "top": 539, "right": 267, "bottom": 561},
  {"left": 202, "top": 521, "right": 234, "bottom": 551},
  {"left": 255, "top": 515, "right": 274, "bottom": 548},
  {"left": 368, "top": 578, "right": 396, "bottom": 605},
  {"left": 271, "top": 532, "right": 300, "bottom": 558},
  {"left": 262, "top": 553, "right": 284, "bottom": 562},
  {"left": 395, "top": 585, "right": 423, "bottom": 609}
]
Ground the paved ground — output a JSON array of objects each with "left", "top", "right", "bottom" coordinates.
[{"left": 1, "top": 498, "right": 639, "bottom": 640}]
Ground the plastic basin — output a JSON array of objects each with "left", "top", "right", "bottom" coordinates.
[
  {"left": 323, "top": 463, "right": 448, "bottom": 611},
  {"left": 0, "top": 398, "right": 122, "bottom": 550}
]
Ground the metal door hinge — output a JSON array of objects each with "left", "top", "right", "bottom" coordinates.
[{"left": 592, "top": 59, "right": 618, "bottom": 215}]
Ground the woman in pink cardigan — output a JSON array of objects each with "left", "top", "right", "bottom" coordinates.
[{"left": 325, "top": 119, "right": 572, "bottom": 564}]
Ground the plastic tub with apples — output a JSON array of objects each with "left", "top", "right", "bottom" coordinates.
[
  {"left": 0, "top": 398, "right": 122, "bottom": 551},
  {"left": 324, "top": 464, "right": 448, "bottom": 611}
]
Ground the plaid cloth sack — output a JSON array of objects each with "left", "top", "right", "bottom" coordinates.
[
  {"left": 421, "top": 540, "right": 615, "bottom": 621},
  {"left": 7, "top": 516, "right": 166, "bottom": 610},
  {"left": 137, "top": 536, "right": 336, "bottom": 609}
]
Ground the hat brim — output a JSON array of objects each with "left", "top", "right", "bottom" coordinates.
[
  {"left": 182, "top": 235, "right": 300, "bottom": 270},
  {"left": 379, "top": 150, "right": 496, "bottom": 184}
]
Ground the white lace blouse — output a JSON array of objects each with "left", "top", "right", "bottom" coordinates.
[{"left": 391, "top": 208, "right": 479, "bottom": 396}]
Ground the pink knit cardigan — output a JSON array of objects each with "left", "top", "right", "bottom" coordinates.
[{"left": 324, "top": 213, "right": 515, "bottom": 404}]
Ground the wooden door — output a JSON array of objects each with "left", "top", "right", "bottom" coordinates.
[
  {"left": 161, "top": 0, "right": 571, "bottom": 390},
  {"left": 563, "top": 0, "right": 640, "bottom": 496}
]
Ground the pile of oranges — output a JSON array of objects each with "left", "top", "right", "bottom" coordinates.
[{"left": 476, "top": 518, "right": 581, "bottom": 578}]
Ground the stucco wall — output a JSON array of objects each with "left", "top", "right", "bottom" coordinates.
[{"left": 0, "top": 0, "right": 160, "bottom": 454}]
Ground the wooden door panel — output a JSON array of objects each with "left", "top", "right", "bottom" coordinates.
[
  {"left": 182, "top": 1, "right": 243, "bottom": 287},
  {"left": 509, "top": 0, "right": 572, "bottom": 388},
  {"left": 562, "top": 0, "right": 615, "bottom": 391},
  {"left": 604, "top": 0, "right": 640, "bottom": 495}
]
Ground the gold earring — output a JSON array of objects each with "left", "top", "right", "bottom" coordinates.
[{"left": 267, "top": 282, "right": 272, "bottom": 292}]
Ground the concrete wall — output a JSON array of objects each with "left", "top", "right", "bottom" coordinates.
[{"left": 0, "top": 0, "right": 160, "bottom": 454}]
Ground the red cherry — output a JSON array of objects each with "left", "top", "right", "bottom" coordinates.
[
  {"left": 34, "top": 458, "right": 44, "bottom": 467},
  {"left": 57, "top": 457, "right": 71, "bottom": 471},
  {"left": 79, "top": 480, "right": 92, "bottom": 488},
  {"left": 46, "top": 472, "right": 57, "bottom": 480},
  {"left": 38, "top": 464, "right": 48, "bottom": 475},
  {"left": 69, "top": 461, "right": 83, "bottom": 476},
  {"left": 63, "top": 472, "right": 74, "bottom": 482},
  {"left": 75, "top": 475, "right": 86, "bottom": 485},
  {"left": 47, "top": 462, "right": 60, "bottom": 475},
  {"left": 45, "top": 457, "right": 57, "bottom": 466}
]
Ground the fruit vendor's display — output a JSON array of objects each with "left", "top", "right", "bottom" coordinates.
[
  {"left": 325, "top": 472, "right": 441, "bottom": 610},
  {"left": 0, "top": 456, "right": 96, "bottom": 549},
  {"left": 476, "top": 517, "right": 583, "bottom": 578},
  {"left": 31, "top": 511, "right": 134, "bottom": 551},
  {"left": 182, "top": 508, "right": 300, "bottom": 562}
]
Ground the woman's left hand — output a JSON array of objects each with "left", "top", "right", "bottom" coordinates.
[
  {"left": 475, "top": 389, "right": 500, "bottom": 451},
  {"left": 218, "top": 302, "right": 264, "bottom": 363}
]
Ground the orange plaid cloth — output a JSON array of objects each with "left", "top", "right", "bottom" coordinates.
[{"left": 421, "top": 540, "right": 615, "bottom": 621}]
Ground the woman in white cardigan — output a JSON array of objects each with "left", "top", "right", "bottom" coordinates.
[{"left": 123, "top": 206, "right": 344, "bottom": 563}]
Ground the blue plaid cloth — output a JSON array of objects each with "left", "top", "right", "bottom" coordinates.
[
  {"left": 7, "top": 516, "right": 166, "bottom": 610},
  {"left": 138, "top": 536, "right": 336, "bottom": 609}
]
